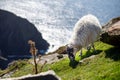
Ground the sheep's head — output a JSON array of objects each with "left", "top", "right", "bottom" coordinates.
[{"left": 66, "top": 45, "right": 75, "bottom": 61}]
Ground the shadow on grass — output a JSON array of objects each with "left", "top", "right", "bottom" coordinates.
[
  {"left": 69, "top": 50, "right": 102, "bottom": 68},
  {"left": 81, "top": 50, "right": 102, "bottom": 59},
  {"left": 105, "top": 47, "right": 120, "bottom": 61},
  {"left": 69, "top": 60, "right": 79, "bottom": 69},
  {"left": 69, "top": 46, "right": 120, "bottom": 68}
]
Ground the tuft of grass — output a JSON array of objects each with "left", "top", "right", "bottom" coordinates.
[
  {"left": 11, "top": 63, "right": 33, "bottom": 77},
  {"left": 0, "top": 59, "right": 29, "bottom": 77},
  {"left": 10, "top": 60, "right": 45, "bottom": 77}
]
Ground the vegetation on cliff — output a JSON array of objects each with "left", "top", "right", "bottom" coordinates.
[{"left": 0, "top": 41, "right": 120, "bottom": 80}]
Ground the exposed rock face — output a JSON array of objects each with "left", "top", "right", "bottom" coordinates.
[
  {"left": 0, "top": 10, "right": 49, "bottom": 69},
  {"left": 1, "top": 70, "right": 61, "bottom": 80},
  {"left": 100, "top": 17, "right": 120, "bottom": 46},
  {"left": 0, "top": 9, "right": 49, "bottom": 56}
]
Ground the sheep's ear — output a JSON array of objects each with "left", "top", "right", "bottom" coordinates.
[
  {"left": 67, "top": 44, "right": 73, "bottom": 48},
  {"left": 66, "top": 44, "right": 70, "bottom": 51}
]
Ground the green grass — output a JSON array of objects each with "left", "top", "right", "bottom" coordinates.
[
  {"left": 1, "top": 41, "right": 120, "bottom": 80},
  {"left": 42, "top": 41, "right": 120, "bottom": 80}
]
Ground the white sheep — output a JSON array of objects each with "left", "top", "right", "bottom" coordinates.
[{"left": 66, "top": 14, "right": 102, "bottom": 61}]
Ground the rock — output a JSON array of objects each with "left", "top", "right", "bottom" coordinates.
[
  {"left": 57, "top": 54, "right": 63, "bottom": 59},
  {"left": 34, "top": 53, "right": 67, "bottom": 65},
  {"left": 100, "top": 17, "right": 120, "bottom": 46},
  {"left": 0, "top": 70, "right": 61, "bottom": 80},
  {"left": 107, "top": 21, "right": 120, "bottom": 35},
  {"left": 0, "top": 9, "right": 49, "bottom": 69},
  {"left": 0, "top": 9, "right": 49, "bottom": 56},
  {"left": 52, "top": 45, "right": 67, "bottom": 54}
]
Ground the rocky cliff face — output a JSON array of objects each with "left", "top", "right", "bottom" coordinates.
[
  {"left": 0, "top": 9, "right": 49, "bottom": 57},
  {"left": 100, "top": 17, "right": 120, "bottom": 46}
]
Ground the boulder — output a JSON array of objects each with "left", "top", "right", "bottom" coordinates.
[
  {"left": 100, "top": 17, "right": 120, "bottom": 46},
  {"left": 1, "top": 70, "right": 61, "bottom": 80},
  {"left": 52, "top": 45, "right": 67, "bottom": 54}
]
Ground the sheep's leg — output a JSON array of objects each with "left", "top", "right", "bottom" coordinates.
[
  {"left": 79, "top": 49, "right": 82, "bottom": 56},
  {"left": 87, "top": 45, "right": 91, "bottom": 51},
  {"left": 91, "top": 43, "right": 97, "bottom": 53}
]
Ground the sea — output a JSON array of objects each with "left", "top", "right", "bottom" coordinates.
[{"left": 0, "top": 0, "right": 120, "bottom": 53}]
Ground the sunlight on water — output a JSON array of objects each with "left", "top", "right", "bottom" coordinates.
[{"left": 0, "top": 0, "right": 120, "bottom": 52}]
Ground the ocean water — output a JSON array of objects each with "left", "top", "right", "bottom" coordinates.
[{"left": 0, "top": 0, "right": 120, "bottom": 52}]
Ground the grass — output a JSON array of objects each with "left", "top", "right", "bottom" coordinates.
[
  {"left": 1, "top": 41, "right": 120, "bottom": 80},
  {"left": 43, "top": 41, "right": 120, "bottom": 80}
]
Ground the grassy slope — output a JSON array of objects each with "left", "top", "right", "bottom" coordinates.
[
  {"left": 43, "top": 41, "right": 120, "bottom": 80},
  {"left": 1, "top": 41, "right": 120, "bottom": 80}
]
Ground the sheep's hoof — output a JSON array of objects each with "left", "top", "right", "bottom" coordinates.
[{"left": 79, "top": 53, "right": 82, "bottom": 57}]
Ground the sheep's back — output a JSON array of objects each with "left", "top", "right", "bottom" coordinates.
[{"left": 69, "top": 14, "right": 102, "bottom": 47}]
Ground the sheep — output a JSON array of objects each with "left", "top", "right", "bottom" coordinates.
[{"left": 66, "top": 14, "right": 102, "bottom": 61}]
